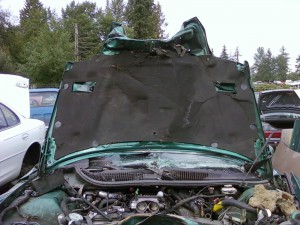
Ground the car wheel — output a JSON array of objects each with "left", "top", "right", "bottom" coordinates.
[{"left": 19, "top": 143, "right": 41, "bottom": 178}]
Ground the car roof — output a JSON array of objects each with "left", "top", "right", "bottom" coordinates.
[{"left": 260, "top": 89, "right": 294, "bottom": 94}]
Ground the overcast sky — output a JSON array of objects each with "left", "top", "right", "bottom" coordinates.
[{"left": 1, "top": 0, "right": 300, "bottom": 71}]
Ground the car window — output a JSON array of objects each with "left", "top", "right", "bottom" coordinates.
[
  {"left": 0, "top": 103, "right": 20, "bottom": 130},
  {"left": 260, "top": 91, "right": 300, "bottom": 110},
  {"left": 30, "top": 91, "right": 58, "bottom": 107},
  {"left": 0, "top": 106, "right": 7, "bottom": 129}
]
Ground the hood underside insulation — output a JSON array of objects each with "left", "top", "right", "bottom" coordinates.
[{"left": 53, "top": 51, "right": 258, "bottom": 159}]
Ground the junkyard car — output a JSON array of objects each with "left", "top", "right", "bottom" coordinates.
[
  {"left": 0, "top": 74, "right": 45, "bottom": 187},
  {"left": 272, "top": 119, "right": 300, "bottom": 178},
  {"left": 258, "top": 89, "right": 300, "bottom": 127},
  {"left": 0, "top": 18, "right": 299, "bottom": 225},
  {"left": 258, "top": 89, "right": 300, "bottom": 148},
  {"left": 30, "top": 88, "right": 59, "bottom": 127}
]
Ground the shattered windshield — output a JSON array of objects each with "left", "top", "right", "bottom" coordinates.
[{"left": 95, "top": 152, "right": 245, "bottom": 170}]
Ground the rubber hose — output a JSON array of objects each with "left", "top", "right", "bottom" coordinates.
[
  {"left": 98, "top": 198, "right": 118, "bottom": 209},
  {"left": 170, "top": 190, "right": 200, "bottom": 216},
  {"left": 189, "top": 201, "right": 201, "bottom": 216},
  {"left": 0, "top": 190, "right": 33, "bottom": 223},
  {"left": 221, "top": 198, "right": 256, "bottom": 213},
  {"left": 60, "top": 197, "right": 72, "bottom": 216},
  {"left": 60, "top": 197, "right": 83, "bottom": 216},
  {"left": 171, "top": 193, "right": 225, "bottom": 211}
]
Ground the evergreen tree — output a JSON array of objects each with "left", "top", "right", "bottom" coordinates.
[
  {"left": 106, "top": 0, "right": 125, "bottom": 21},
  {"left": 220, "top": 45, "right": 229, "bottom": 60},
  {"left": 263, "top": 48, "right": 276, "bottom": 81},
  {"left": 99, "top": 0, "right": 128, "bottom": 39},
  {"left": 0, "top": 46, "right": 14, "bottom": 73},
  {"left": 295, "top": 55, "right": 300, "bottom": 74},
  {"left": 0, "top": 6, "right": 14, "bottom": 72},
  {"left": 152, "top": 2, "right": 167, "bottom": 39},
  {"left": 125, "top": 0, "right": 167, "bottom": 39},
  {"left": 252, "top": 47, "right": 265, "bottom": 75},
  {"left": 0, "top": 6, "right": 10, "bottom": 43},
  {"left": 274, "top": 46, "right": 289, "bottom": 81},
  {"left": 19, "top": 0, "right": 47, "bottom": 41},
  {"left": 19, "top": 19, "right": 73, "bottom": 84},
  {"left": 62, "top": 1, "right": 102, "bottom": 61},
  {"left": 252, "top": 47, "right": 276, "bottom": 82}
]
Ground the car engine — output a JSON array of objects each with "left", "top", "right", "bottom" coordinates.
[{"left": 1, "top": 163, "right": 300, "bottom": 225}]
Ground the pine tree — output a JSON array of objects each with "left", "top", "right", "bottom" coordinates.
[
  {"left": 295, "top": 55, "right": 300, "bottom": 74},
  {"left": 62, "top": 1, "right": 102, "bottom": 61},
  {"left": 19, "top": 0, "right": 47, "bottom": 41},
  {"left": 125, "top": 0, "right": 167, "bottom": 39},
  {"left": 252, "top": 47, "right": 276, "bottom": 82},
  {"left": 252, "top": 47, "right": 265, "bottom": 73},
  {"left": 0, "top": 7, "right": 14, "bottom": 72},
  {"left": 220, "top": 45, "right": 229, "bottom": 60},
  {"left": 106, "top": 0, "right": 125, "bottom": 21},
  {"left": 99, "top": 0, "right": 127, "bottom": 39},
  {"left": 0, "top": 7, "right": 10, "bottom": 43},
  {"left": 152, "top": 2, "right": 167, "bottom": 39},
  {"left": 274, "top": 46, "right": 289, "bottom": 81},
  {"left": 263, "top": 48, "right": 276, "bottom": 81}
]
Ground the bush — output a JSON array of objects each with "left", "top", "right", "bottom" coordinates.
[{"left": 254, "top": 83, "right": 291, "bottom": 92}]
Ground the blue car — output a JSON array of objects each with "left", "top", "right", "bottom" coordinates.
[{"left": 29, "top": 88, "right": 58, "bottom": 127}]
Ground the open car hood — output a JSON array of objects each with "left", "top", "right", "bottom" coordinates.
[{"left": 48, "top": 17, "right": 264, "bottom": 161}]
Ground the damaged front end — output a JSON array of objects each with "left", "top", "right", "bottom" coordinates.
[
  {"left": 0, "top": 17, "right": 300, "bottom": 225},
  {"left": 1, "top": 151, "right": 300, "bottom": 225}
]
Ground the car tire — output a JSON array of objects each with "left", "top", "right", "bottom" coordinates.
[{"left": 19, "top": 143, "right": 41, "bottom": 178}]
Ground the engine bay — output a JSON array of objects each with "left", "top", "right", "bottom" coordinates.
[{"left": 1, "top": 158, "right": 299, "bottom": 225}]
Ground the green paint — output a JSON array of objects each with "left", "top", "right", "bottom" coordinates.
[
  {"left": 290, "top": 119, "right": 300, "bottom": 152},
  {"left": 101, "top": 17, "right": 211, "bottom": 57},
  {"left": 214, "top": 82, "right": 236, "bottom": 93},
  {"left": 291, "top": 173, "right": 300, "bottom": 202},
  {"left": 64, "top": 61, "right": 73, "bottom": 72}
]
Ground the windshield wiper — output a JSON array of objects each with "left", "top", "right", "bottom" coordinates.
[{"left": 123, "top": 163, "right": 175, "bottom": 180}]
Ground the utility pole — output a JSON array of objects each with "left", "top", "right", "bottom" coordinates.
[{"left": 75, "top": 23, "right": 79, "bottom": 62}]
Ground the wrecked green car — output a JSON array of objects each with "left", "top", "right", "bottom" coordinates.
[{"left": 1, "top": 17, "right": 299, "bottom": 225}]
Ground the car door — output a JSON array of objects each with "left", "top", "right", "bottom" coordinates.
[{"left": 0, "top": 103, "right": 30, "bottom": 186}]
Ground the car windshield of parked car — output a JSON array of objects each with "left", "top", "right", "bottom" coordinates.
[
  {"left": 30, "top": 91, "right": 58, "bottom": 107},
  {"left": 260, "top": 91, "right": 300, "bottom": 111}
]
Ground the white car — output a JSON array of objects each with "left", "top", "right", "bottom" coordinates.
[{"left": 0, "top": 74, "right": 45, "bottom": 187}]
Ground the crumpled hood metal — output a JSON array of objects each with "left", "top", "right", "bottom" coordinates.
[{"left": 49, "top": 17, "right": 263, "bottom": 160}]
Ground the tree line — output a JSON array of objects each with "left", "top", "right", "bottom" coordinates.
[
  {"left": 0, "top": 0, "right": 167, "bottom": 85},
  {"left": 219, "top": 45, "right": 300, "bottom": 82},
  {"left": 1, "top": 0, "right": 300, "bottom": 85}
]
